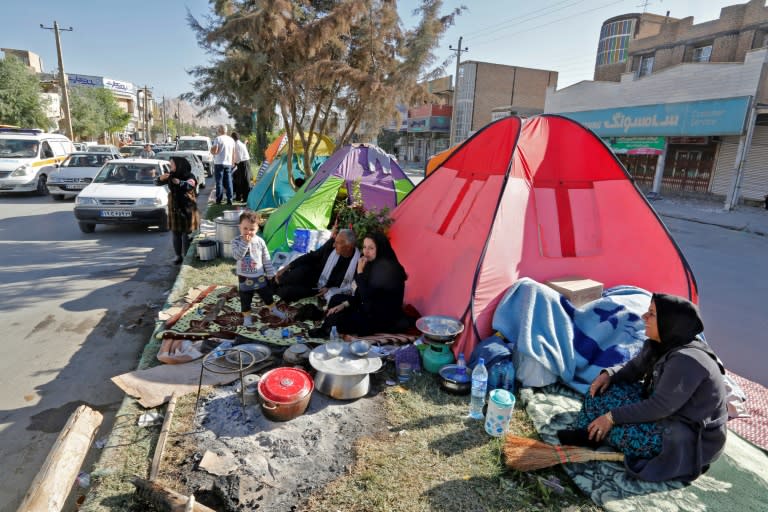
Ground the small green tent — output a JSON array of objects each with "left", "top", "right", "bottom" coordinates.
[
  {"left": 263, "top": 144, "right": 414, "bottom": 253},
  {"left": 247, "top": 132, "right": 335, "bottom": 211}
]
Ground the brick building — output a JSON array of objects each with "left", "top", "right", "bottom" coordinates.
[
  {"left": 453, "top": 61, "right": 558, "bottom": 145},
  {"left": 547, "top": 0, "right": 768, "bottom": 207}
]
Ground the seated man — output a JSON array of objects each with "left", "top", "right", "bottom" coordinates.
[
  {"left": 136, "top": 167, "right": 157, "bottom": 181},
  {"left": 273, "top": 228, "right": 359, "bottom": 303}
]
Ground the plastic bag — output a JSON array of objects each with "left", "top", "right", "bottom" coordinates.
[{"left": 157, "top": 339, "right": 204, "bottom": 364}]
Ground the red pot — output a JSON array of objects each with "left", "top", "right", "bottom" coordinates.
[{"left": 257, "top": 367, "right": 314, "bottom": 422}]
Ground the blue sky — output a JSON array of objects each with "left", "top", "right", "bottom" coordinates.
[{"left": 1, "top": 0, "right": 744, "bottom": 99}]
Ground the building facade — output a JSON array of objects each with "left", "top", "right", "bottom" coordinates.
[
  {"left": 453, "top": 61, "right": 558, "bottom": 145},
  {"left": 547, "top": 0, "right": 768, "bottom": 207}
]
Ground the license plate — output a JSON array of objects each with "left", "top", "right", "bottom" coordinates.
[
  {"left": 100, "top": 209, "right": 132, "bottom": 217},
  {"left": 65, "top": 184, "right": 86, "bottom": 190},
  {"left": 0, "top": 185, "right": 13, "bottom": 190}
]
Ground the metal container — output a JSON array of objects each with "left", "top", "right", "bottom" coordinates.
[
  {"left": 438, "top": 364, "right": 471, "bottom": 395},
  {"left": 214, "top": 216, "right": 240, "bottom": 259},
  {"left": 257, "top": 367, "right": 314, "bottom": 421},
  {"left": 313, "top": 370, "right": 370, "bottom": 400},
  {"left": 197, "top": 239, "right": 218, "bottom": 261},
  {"left": 222, "top": 209, "right": 241, "bottom": 221}
]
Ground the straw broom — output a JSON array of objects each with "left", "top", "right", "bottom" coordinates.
[{"left": 503, "top": 435, "right": 624, "bottom": 471}]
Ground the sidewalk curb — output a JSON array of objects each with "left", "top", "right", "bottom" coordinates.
[{"left": 660, "top": 213, "right": 767, "bottom": 237}]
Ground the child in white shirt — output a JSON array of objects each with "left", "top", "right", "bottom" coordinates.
[{"left": 231, "top": 211, "right": 286, "bottom": 326}]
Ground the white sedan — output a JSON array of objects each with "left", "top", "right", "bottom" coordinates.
[
  {"left": 73, "top": 158, "right": 170, "bottom": 233},
  {"left": 47, "top": 152, "right": 117, "bottom": 199}
]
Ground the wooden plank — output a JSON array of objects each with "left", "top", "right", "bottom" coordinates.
[
  {"left": 17, "top": 405, "right": 103, "bottom": 512},
  {"left": 149, "top": 392, "right": 178, "bottom": 481}
]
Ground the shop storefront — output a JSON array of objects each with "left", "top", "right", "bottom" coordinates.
[{"left": 562, "top": 96, "right": 752, "bottom": 197}]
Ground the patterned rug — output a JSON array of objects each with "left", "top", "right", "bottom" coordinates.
[
  {"left": 157, "top": 285, "right": 418, "bottom": 346},
  {"left": 521, "top": 384, "right": 768, "bottom": 511},
  {"left": 727, "top": 372, "right": 768, "bottom": 452}
]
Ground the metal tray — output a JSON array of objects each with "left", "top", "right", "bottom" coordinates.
[{"left": 309, "top": 344, "right": 383, "bottom": 375}]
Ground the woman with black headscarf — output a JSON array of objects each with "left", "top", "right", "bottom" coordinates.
[
  {"left": 309, "top": 231, "right": 409, "bottom": 337},
  {"left": 557, "top": 293, "right": 728, "bottom": 482},
  {"left": 156, "top": 156, "right": 199, "bottom": 264}
]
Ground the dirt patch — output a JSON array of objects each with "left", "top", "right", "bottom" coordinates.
[{"left": 155, "top": 372, "right": 390, "bottom": 511}]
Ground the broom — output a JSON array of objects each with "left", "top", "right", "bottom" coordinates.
[{"left": 503, "top": 435, "right": 624, "bottom": 471}]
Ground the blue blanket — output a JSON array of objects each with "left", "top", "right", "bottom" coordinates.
[{"left": 491, "top": 278, "right": 651, "bottom": 394}]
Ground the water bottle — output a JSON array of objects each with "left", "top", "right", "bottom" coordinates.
[
  {"left": 488, "top": 362, "right": 503, "bottom": 390},
  {"left": 501, "top": 361, "right": 516, "bottom": 393},
  {"left": 213, "top": 340, "right": 233, "bottom": 358},
  {"left": 330, "top": 325, "right": 339, "bottom": 343},
  {"left": 469, "top": 357, "right": 488, "bottom": 419},
  {"left": 456, "top": 353, "right": 467, "bottom": 379}
]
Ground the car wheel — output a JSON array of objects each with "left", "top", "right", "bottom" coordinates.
[
  {"left": 52, "top": 194, "right": 65, "bottom": 201},
  {"left": 78, "top": 222, "right": 96, "bottom": 233},
  {"left": 36, "top": 175, "right": 49, "bottom": 196}
]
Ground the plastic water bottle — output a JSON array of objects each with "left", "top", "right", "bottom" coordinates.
[
  {"left": 501, "top": 361, "right": 516, "bottom": 393},
  {"left": 469, "top": 357, "right": 488, "bottom": 419},
  {"left": 330, "top": 325, "right": 339, "bottom": 343},
  {"left": 213, "top": 340, "right": 233, "bottom": 358},
  {"left": 456, "top": 353, "right": 467, "bottom": 378}
]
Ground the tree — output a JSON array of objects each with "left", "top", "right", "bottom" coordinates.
[
  {"left": 187, "top": 0, "right": 460, "bottom": 187},
  {"left": 68, "top": 87, "right": 130, "bottom": 141},
  {"left": 0, "top": 56, "right": 50, "bottom": 129}
]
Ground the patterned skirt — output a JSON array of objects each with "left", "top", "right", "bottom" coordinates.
[{"left": 576, "top": 382, "right": 663, "bottom": 459}]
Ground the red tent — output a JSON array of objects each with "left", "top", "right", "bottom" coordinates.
[{"left": 389, "top": 115, "right": 697, "bottom": 358}]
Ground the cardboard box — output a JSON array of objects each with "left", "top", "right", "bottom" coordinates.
[{"left": 544, "top": 276, "right": 603, "bottom": 306}]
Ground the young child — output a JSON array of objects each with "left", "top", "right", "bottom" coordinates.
[{"left": 231, "top": 211, "right": 286, "bottom": 326}]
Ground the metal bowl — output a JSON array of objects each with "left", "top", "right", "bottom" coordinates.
[
  {"left": 325, "top": 341, "right": 344, "bottom": 357},
  {"left": 415, "top": 315, "right": 464, "bottom": 342},
  {"left": 349, "top": 340, "right": 370, "bottom": 357},
  {"left": 438, "top": 364, "right": 471, "bottom": 395}
]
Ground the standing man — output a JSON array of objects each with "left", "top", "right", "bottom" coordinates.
[
  {"left": 210, "top": 125, "right": 236, "bottom": 205},
  {"left": 139, "top": 143, "right": 155, "bottom": 159},
  {"left": 231, "top": 131, "right": 252, "bottom": 202}
]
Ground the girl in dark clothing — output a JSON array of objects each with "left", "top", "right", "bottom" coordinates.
[
  {"left": 309, "top": 231, "right": 408, "bottom": 337},
  {"left": 156, "top": 156, "right": 200, "bottom": 264},
  {"left": 559, "top": 293, "right": 728, "bottom": 482}
]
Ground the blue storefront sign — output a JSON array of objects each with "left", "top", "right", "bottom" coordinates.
[
  {"left": 407, "top": 116, "right": 451, "bottom": 133},
  {"left": 560, "top": 96, "right": 751, "bottom": 137}
]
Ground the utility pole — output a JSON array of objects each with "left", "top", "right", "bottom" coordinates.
[
  {"left": 40, "top": 21, "right": 73, "bottom": 139},
  {"left": 136, "top": 85, "right": 152, "bottom": 142},
  {"left": 448, "top": 36, "right": 468, "bottom": 147},
  {"left": 161, "top": 96, "right": 167, "bottom": 142}
]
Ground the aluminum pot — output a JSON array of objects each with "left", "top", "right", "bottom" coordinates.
[
  {"left": 313, "top": 370, "right": 370, "bottom": 400},
  {"left": 438, "top": 364, "right": 471, "bottom": 395},
  {"left": 214, "top": 216, "right": 240, "bottom": 259},
  {"left": 197, "top": 239, "right": 217, "bottom": 261},
  {"left": 257, "top": 367, "right": 314, "bottom": 421}
]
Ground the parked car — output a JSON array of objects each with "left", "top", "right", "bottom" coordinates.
[
  {"left": 119, "top": 145, "right": 146, "bottom": 158},
  {"left": 0, "top": 127, "right": 74, "bottom": 195},
  {"left": 47, "top": 152, "right": 117, "bottom": 199},
  {"left": 73, "top": 158, "right": 171, "bottom": 233},
  {"left": 176, "top": 136, "right": 213, "bottom": 176},
  {"left": 72, "top": 142, "right": 88, "bottom": 151},
  {"left": 153, "top": 151, "right": 207, "bottom": 193},
  {"left": 86, "top": 144, "right": 122, "bottom": 155}
]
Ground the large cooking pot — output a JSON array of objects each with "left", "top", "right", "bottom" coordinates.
[
  {"left": 197, "top": 239, "right": 217, "bottom": 261},
  {"left": 313, "top": 370, "right": 370, "bottom": 400},
  {"left": 308, "top": 343, "right": 383, "bottom": 400},
  {"left": 257, "top": 367, "right": 313, "bottom": 421},
  {"left": 215, "top": 216, "right": 240, "bottom": 259},
  {"left": 438, "top": 364, "right": 471, "bottom": 395}
]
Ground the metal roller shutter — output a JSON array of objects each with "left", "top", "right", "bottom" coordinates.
[
  {"left": 739, "top": 125, "right": 768, "bottom": 201},
  {"left": 711, "top": 136, "right": 739, "bottom": 197}
]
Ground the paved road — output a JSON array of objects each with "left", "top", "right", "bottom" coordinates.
[
  {"left": 0, "top": 192, "right": 200, "bottom": 512},
  {"left": 664, "top": 217, "right": 768, "bottom": 387}
]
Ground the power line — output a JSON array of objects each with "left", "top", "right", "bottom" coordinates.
[
  {"left": 471, "top": 0, "right": 628, "bottom": 48},
  {"left": 462, "top": 0, "right": 585, "bottom": 39}
]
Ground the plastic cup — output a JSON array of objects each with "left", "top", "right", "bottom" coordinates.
[{"left": 397, "top": 362, "right": 413, "bottom": 383}]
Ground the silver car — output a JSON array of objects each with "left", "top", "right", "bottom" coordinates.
[
  {"left": 47, "top": 152, "right": 117, "bottom": 199},
  {"left": 153, "top": 151, "right": 207, "bottom": 194}
]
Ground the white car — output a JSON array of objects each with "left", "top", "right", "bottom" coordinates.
[
  {"left": 176, "top": 136, "right": 213, "bottom": 176},
  {"left": 154, "top": 151, "right": 207, "bottom": 193},
  {"left": 73, "top": 158, "right": 171, "bottom": 233},
  {"left": 47, "top": 152, "right": 117, "bottom": 199}
]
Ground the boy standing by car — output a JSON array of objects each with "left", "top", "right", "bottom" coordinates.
[{"left": 231, "top": 211, "right": 287, "bottom": 326}]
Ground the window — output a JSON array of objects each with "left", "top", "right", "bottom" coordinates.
[
  {"left": 638, "top": 54, "right": 654, "bottom": 77},
  {"left": 693, "top": 45, "right": 712, "bottom": 62}
]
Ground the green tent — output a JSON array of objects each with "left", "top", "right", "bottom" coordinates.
[{"left": 263, "top": 144, "right": 414, "bottom": 253}]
